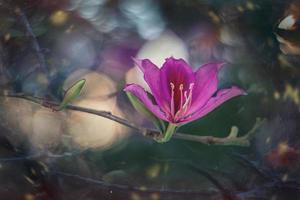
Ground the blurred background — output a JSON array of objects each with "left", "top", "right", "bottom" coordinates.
[{"left": 0, "top": 0, "right": 300, "bottom": 199}]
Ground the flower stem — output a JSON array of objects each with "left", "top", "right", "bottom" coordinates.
[{"left": 157, "top": 123, "right": 177, "bottom": 143}]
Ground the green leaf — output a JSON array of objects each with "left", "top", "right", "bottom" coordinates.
[
  {"left": 57, "top": 79, "right": 86, "bottom": 111},
  {"left": 126, "top": 92, "right": 166, "bottom": 133}
]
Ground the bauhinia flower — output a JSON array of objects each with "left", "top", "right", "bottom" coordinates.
[{"left": 124, "top": 57, "right": 246, "bottom": 142}]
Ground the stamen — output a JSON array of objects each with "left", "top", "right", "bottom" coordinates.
[
  {"left": 184, "top": 91, "right": 188, "bottom": 101},
  {"left": 186, "top": 83, "right": 194, "bottom": 109},
  {"left": 170, "top": 82, "right": 175, "bottom": 117},
  {"left": 179, "top": 84, "right": 184, "bottom": 110},
  {"left": 181, "top": 83, "right": 194, "bottom": 113},
  {"left": 172, "top": 82, "right": 195, "bottom": 122}
]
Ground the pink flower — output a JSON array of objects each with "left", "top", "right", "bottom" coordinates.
[{"left": 124, "top": 57, "right": 246, "bottom": 125}]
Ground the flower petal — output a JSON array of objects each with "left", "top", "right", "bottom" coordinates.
[
  {"left": 133, "top": 57, "right": 157, "bottom": 73},
  {"left": 187, "top": 62, "right": 225, "bottom": 115},
  {"left": 160, "top": 57, "right": 195, "bottom": 111},
  {"left": 180, "top": 86, "right": 247, "bottom": 124},
  {"left": 124, "top": 84, "right": 168, "bottom": 121},
  {"left": 133, "top": 58, "right": 170, "bottom": 113}
]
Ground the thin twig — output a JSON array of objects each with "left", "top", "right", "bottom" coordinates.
[
  {"left": 52, "top": 170, "right": 219, "bottom": 196},
  {"left": 231, "top": 153, "right": 273, "bottom": 180},
  {"left": 152, "top": 157, "right": 240, "bottom": 200},
  {"left": 0, "top": 149, "right": 87, "bottom": 162},
  {"left": 173, "top": 118, "right": 265, "bottom": 146},
  {"left": 0, "top": 93, "right": 265, "bottom": 146},
  {"left": 0, "top": 153, "right": 42, "bottom": 162},
  {"left": 14, "top": 7, "right": 49, "bottom": 75},
  {"left": 188, "top": 165, "right": 240, "bottom": 200},
  {"left": 50, "top": 170, "right": 300, "bottom": 200}
]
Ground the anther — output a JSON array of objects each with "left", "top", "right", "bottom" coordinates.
[
  {"left": 184, "top": 91, "right": 188, "bottom": 101},
  {"left": 189, "top": 83, "right": 194, "bottom": 90},
  {"left": 186, "top": 83, "right": 194, "bottom": 110},
  {"left": 179, "top": 84, "right": 183, "bottom": 90},
  {"left": 170, "top": 82, "right": 175, "bottom": 89}
]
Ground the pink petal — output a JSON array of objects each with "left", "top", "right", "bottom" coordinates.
[
  {"left": 132, "top": 57, "right": 156, "bottom": 73},
  {"left": 180, "top": 86, "right": 247, "bottom": 124},
  {"left": 160, "top": 57, "right": 195, "bottom": 111},
  {"left": 133, "top": 58, "right": 170, "bottom": 113},
  {"left": 124, "top": 84, "right": 168, "bottom": 121},
  {"left": 187, "top": 62, "right": 225, "bottom": 115}
]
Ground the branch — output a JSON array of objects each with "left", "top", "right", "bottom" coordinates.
[
  {"left": 52, "top": 170, "right": 220, "bottom": 197},
  {"left": 1, "top": 93, "right": 265, "bottom": 147},
  {"left": 152, "top": 158, "right": 240, "bottom": 200},
  {"left": 231, "top": 153, "right": 273, "bottom": 180},
  {"left": 14, "top": 7, "right": 49, "bottom": 75},
  {"left": 0, "top": 153, "right": 42, "bottom": 162},
  {"left": 0, "top": 148, "right": 89, "bottom": 162},
  {"left": 174, "top": 118, "right": 265, "bottom": 146}
]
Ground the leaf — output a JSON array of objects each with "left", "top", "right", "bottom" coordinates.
[
  {"left": 57, "top": 79, "right": 86, "bottom": 111},
  {"left": 126, "top": 92, "right": 166, "bottom": 133}
]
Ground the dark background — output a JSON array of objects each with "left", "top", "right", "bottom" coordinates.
[{"left": 0, "top": 0, "right": 300, "bottom": 199}]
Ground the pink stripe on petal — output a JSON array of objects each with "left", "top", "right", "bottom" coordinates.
[
  {"left": 124, "top": 84, "right": 168, "bottom": 121},
  {"left": 180, "top": 86, "right": 246, "bottom": 124}
]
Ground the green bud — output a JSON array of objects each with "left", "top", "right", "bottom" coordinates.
[{"left": 58, "top": 79, "right": 86, "bottom": 110}]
